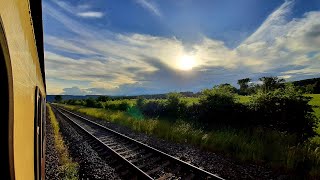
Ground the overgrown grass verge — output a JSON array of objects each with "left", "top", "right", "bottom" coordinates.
[
  {"left": 47, "top": 104, "right": 79, "bottom": 179},
  {"left": 58, "top": 104, "right": 320, "bottom": 178}
]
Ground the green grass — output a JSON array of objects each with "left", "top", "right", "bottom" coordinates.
[
  {"left": 237, "top": 95, "right": 251, "bottom": 104},
  {"left": 104, "top": 99, "right": 136, "bottom": 106},
  {"left": 305, "top": 94, "right": 320, "bottom": 147},
  {"left": 58, "top": 103, "right": 320, "bottom": 177},
  {"left": 305, "top": 94, "right": 320, "bottom": 119},
  {"left": 47, "top": 104, "right": 79, "bottom": 179}
]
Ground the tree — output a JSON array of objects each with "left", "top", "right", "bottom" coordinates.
[
  {"left": 305, "top": 84, "right": 315, "bottom": 94},
  {"left": 259, "top": 76, "right": 285, "bottom": 92},
  {"left": 54, "top": 95, "right": 62, "bottom": 102},
  {"left": 215, "top": 83, "right": 237, "bottom": 93},
  {"left": 237, "top": 78, "right": 251, "bottom": 95},
  {"left": 97, "top": 96, "right": 111, "bottom": 102},
  {"left": 85, "top": 98, "right": 96, "bottom": 107}
]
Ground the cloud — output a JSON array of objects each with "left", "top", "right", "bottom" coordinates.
[
  {"left": 44, "top": 0, "right": 320, "bottom": 95},
  {"left": 62, "top": 87, "right": 86, "bottom": 95},
  {"left": 135, "top": 0, "right": 162, "bottom": 17},
  {"left": 77, "top": 12, "right": 104, "bottom": 18},
  {"left": 53, "top": 0, "right": 104, "bottom": 18},
  {"left": 243, "top": 0, "right": 294, "bottom": 44}
]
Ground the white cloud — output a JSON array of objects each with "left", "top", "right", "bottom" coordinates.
[
  {"left": 243, "top": 0, "right": 294, "bottom": 44},
  {"left": 77, "top": 11, "right": 104, "bottom": 18},
  {"left": 44, "top": 0, "right": 320, "bottom": 95},
  {"left": 53, "top": 0, "right": 104, "bottom": 18},
  {"left": 135, "top": 0, "right": 162, "bottom": 17}
]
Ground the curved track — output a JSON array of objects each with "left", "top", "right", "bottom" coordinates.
[{"left": 53, "top": 105, "right": 224, "bottom": 180}]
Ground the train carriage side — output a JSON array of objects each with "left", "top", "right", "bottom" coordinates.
[{"left": 0, "top": 0, "right": 46, "bottom": 180}]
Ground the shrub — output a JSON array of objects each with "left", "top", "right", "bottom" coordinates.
[
  {"left": 97, "top": 96, "right": 111, "bottom": 102},
  {"left": 141, "top": 100, "right": 167, "bottom": 117},
  {"left": 166, "top": 92, "right": 187, "bottom": 118},
  {"left": 85, "top": 98, "right": 96, "bottom": 107},
  {"left": 249, "top": 84, "right": 318, "bottom": 141},
  {"left": 197, "top": 85, "right": 247, "bottom": 128}
]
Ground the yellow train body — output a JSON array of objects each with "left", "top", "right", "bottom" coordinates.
[{"left": 0, "top": 0, "right": 45, "bottom": 179}]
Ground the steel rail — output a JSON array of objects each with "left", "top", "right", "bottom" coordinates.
[{"left": 53, "top": 105, "right": 224, "bottom": 180}]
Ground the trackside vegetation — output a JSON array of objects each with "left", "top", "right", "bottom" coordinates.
[
  {"left": 47, "top": 104, "right": 79, "bottom": 179},
  {"left": 58, "top": 76, "right": 320, "bottom": 178}
]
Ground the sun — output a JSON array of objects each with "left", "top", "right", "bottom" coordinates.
[{"left": 177, "top": 55, "right": 196, "bottom": 71}]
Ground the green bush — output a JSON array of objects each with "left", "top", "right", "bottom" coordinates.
[
  {"left": 166, "top": 92, "right": 187, "bottom": 118},
  {"left": 249, "top": 84, "right": 318, "bottom": 141}
]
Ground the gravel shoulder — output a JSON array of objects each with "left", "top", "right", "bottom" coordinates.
[
  {"left": 51, "top": 107, "right": 121, "bottom": 179},
  {"left": 45, "top": 109, "right": 61, "bottom": 180},
  {"left": 64, "top": 108, "right": 290, "bottom": 180}
]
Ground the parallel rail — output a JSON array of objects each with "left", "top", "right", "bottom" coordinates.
[{"left": 53, "top": 105, "right": 224, "bottom": 180}]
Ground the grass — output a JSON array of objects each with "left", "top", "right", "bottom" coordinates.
[
  {"left": 58, "top": 103, "right": 320, "bottom": 177},
  {"left": 305, "top": 94, "right": 320, "bottom": 119},
  {"left": 104, "top": 99, "right": 136, "bottom": 106},
  {"left": 47, "top": 104, "right": 79, "bottom": 179}
]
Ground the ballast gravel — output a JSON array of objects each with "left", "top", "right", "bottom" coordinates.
[
  {"left": 51, "top": 107, "right": 121, "bottom": 179},
  {"left": 64, "top": 108, "right": 291, "bottom": 180}
]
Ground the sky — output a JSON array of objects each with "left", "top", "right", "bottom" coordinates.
[{"left": 43, "top": 0, "right": 320, "bottom": 95}]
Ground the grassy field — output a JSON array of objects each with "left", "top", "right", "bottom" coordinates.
[
  {"left": 306, "top": 94, "right": 320, "bottom": 119},
  {"left": 105, "top": 96, "right": 251, "bottom": 106},
  {"left": 58, "top": 98, "right": 320, "bottom": 177},
  {"left": 47, "top": 104, "right": 79, "bottom": 179}
]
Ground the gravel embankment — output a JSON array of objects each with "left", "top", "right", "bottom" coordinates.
[
  {"left": 45, "top": 110, "right": 61, "bottom": 180},
  {"left": 52, "top": 107, "right": 121, "bottom": 179},
  {"left": 64, "top": 108, "right": 290, "bottom": 180}
]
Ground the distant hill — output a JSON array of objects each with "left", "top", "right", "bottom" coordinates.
[
  {"left": 46, "top": 95, "right": 100, "bottom": 102},
  {"left": 46, "top": 91, "right": 197, "bottom": 102}
]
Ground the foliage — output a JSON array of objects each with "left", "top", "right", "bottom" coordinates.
[
  {"left": 97, "top": 96, "right": 111, "bottom": 102},
  {"left": 293, "top": 78, "right": 320, "bottom": 94},
  {"left": 196, "top": 84, "right": 247, "bottom": 127},
  {"left": 47, "top": 104, "right": 79, "bottom": 179},
  {"left": 136, "top": 97, "right": 146, "bottom": 109},
  {"left": 259, "top": 76, "right": 285, "bottom": 93},
  {"left": 237, "top": 78, "right": 251, "bottom": 95},
  {"left": 85, "top": 98, "right": 103, "bottom": 108},
  {"left": 54, "top": 95, "right": 63, "bottom": 102},
  {"left": 140, "top": 100, "right": 167, "bottom": 117},
  {"left": 104, "top": 100, "right": 131, "bottom": 111},
  {"left": 166, "top": 92, "right": 187, "bottom": 118},
  {"left": 249, "top": 84, "right": 318, "bottom": 141}
]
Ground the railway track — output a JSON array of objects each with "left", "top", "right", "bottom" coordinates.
[{"left": 52, "top": 105, "right": 224, "bottom": 180}]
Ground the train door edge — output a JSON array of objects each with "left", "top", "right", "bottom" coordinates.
[{"left": 34, "top": 87, "right": 45, "bottom": 180}]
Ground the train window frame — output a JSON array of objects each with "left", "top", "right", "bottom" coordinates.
[{"left": 0, "top": 16, "right": 14, "bottom": 180}]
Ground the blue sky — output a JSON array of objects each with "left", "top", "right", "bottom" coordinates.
[{"left": 43, "top": 0, "right": 320, "bottom": 95}]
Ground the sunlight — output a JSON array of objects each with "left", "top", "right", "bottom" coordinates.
[{"left": 177, "top": 55, "right": 196, "bottom": 71}]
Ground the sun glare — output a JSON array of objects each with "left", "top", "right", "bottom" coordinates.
[{"left": 177, "top": 55, "right": 196, "bottom": 71}]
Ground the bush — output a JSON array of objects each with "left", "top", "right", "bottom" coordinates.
[
  {"left": 136, "top": 97, "right": 146, "bottom": 109},
  {"left": 197, "top": 85, "right": 248, "bottom": 128},
  {"left": 249, "top": 84, "right": 318, "bottom": 141},
  {"left": 140, "top": 100, "right": 167, "bottom": 117},
  {"left": 166, "top": 92, "right": 187, "bottom": 118},
  {"left": 104, "top": 100, "right": 131, "bottom": 111},
  {"left": 97, "top": 96, "right": 111, "bottom": 102}
]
